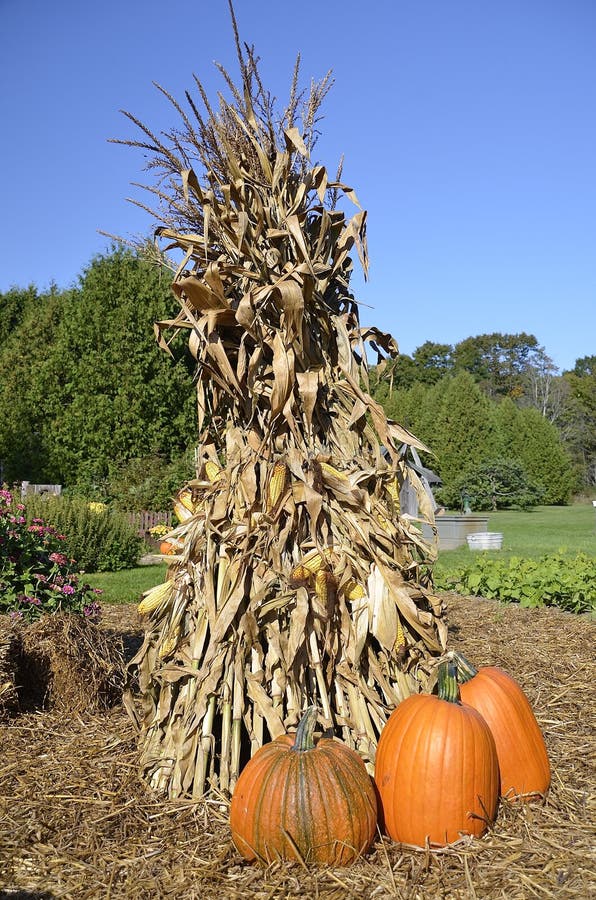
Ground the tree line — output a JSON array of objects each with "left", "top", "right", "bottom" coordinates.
[
  {"left": 0, "top": 247, "right": 197, "bottom": 509},
  {"left": 0, "top": 246, "right": 593, "bottom": 509},
  {"left": 370, "top": 337, "right": 595, "bottom": 507}
]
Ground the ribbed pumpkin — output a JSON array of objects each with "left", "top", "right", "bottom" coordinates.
[
  {"left": 374, "top": 661, "right": 499, "bottom": 847},
  {"left": 451, "top": 650, "right": 551, "bottom": 800},
  {"left": 229, "top": 706, "right": 377, "bottom": 865}
]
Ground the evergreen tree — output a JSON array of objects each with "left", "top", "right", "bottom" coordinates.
[
  {"left": 0, "top": 287, "right": 64, "bottom": 482},
  {"left": 425, "top": 372, "right": 496, "bottom": 503},
  {"left": 561, "top": 356, "right": 596, "bottom": 488},
  {"left": 0, "top": 247, "right": 197, "bottom": 499},
  {"left": 493, "top": 399, "right": 574, "bottom": 504}
]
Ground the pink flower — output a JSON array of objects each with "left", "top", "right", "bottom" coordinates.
[
  {"left": 61, "top": 584, "right": 75, "bottom": 595},
  {"left": 49, "top": 552, "right": 68, "bottom": 566}
]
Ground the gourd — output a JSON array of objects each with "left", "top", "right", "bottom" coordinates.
[
  {"left": 451, "top": 650, "right": 550, "bottom": 800},
  {"left": 230, "top": 706, "right": 377, "bottom": 865},
  {"left": 374, "top": 660, "right": 499, "bottom": 847},
  {"left": 159, "top": 541, "right": 176, "bottom": 555}
]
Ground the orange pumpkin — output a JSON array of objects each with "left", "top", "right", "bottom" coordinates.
[
  {"left": 229, "top": 706, "right": 377, "bottom": 865},
  {"left": 159, "top": 540, "right": 176, "bottom": 555},
  {"left": 452, "top": 650, "right": 550, "bottom": 800},
  {"left": 375, "top": 661, "right": 499, "bottom": 847}
]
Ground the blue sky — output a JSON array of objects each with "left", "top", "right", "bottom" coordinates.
[{"left": 1, "top": 0, "right": 594, "bottom": 372}]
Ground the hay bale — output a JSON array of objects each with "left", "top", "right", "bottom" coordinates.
[
  {"left": 11, "top": 613, "right": 125, "bottom": 714},
  {"left": 0, "top": 619, "right": 23, "bottom": 716}
]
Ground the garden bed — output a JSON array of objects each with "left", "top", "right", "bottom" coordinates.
[{"left": 0, "top": 595, "right": 594, "bottom": 899}]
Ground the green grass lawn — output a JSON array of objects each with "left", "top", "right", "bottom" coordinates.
[
  {"left": 86, "top": 504, "right": 595, "bottom": 605},
  {"left": 85, "top": 564, "right": 166, "bottom": 605},
  {"left": 434, "top": 502, "right": 596, "bottom": 580}
]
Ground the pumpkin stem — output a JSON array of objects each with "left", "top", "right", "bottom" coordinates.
[
  {"left": 291, "top": 706, "right": 318, "bottom": 752},
  {"left": 437, "top": 660, "right": 461, "bottom": 704},
  {"left": 449, "top": 650, "right": 478, "bottom": 684}
]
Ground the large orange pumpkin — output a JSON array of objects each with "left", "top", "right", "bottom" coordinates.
[
  {"left": 374, "top": 660, "right": 499, "bottom": 847},
  {"left": 229, "top": 706, "right": 377, "bottom": 865},
  {"left": 451, "top": 650, "right": 551, "bottom": 800}
]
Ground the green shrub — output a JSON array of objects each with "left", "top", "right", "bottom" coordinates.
[
  {"left": 0, "top": 488, "right": 102, "bottom": 621},
  {"left": 435, "top": 552, "right": 595, "bottom": 615},
  {"left": 437, "top": 458, "right": 545, "bottom": 511},
  {"left": 24, "top": 495, "right": 142, "bottom": 572},
  {"left": 105, "top": 451, "right": 195, "bottom": 512}
]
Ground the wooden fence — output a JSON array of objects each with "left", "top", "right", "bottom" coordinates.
[{"left": 127, "top": 510, "right": 173, "bottom": 537}]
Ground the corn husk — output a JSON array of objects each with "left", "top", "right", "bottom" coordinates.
[{"left": 122, "top": 21, "right": 446, "bottom": 799}]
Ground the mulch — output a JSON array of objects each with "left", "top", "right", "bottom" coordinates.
[{"left": 0, "top": 595, "right": 594, "bottom": 899}]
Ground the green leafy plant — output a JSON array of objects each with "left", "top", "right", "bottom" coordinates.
[
  {"left": 435, "top": 552, "right": 595, "bottom": 615},
  {"left": 0, "top": 488, "right": 102, "bottom": 621},
  {"left": 23, "top": 494, "right": 142, "bottom": 572}
]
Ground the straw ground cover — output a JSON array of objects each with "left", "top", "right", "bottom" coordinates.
[{"left": 1, "top": 593, "right": 593, "bottom": 899}]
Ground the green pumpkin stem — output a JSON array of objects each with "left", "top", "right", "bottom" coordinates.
[
  {"left": 291, "top": 706, "right": 318, "bottom": 751},
  {"left": 437, "top": 660, "right": 461, "bottom": 704},
  {"left": 449, "top": 650, "right": 479, "bottom": 684}
]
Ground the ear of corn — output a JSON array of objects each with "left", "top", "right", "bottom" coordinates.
[
  {"left": 289, "top": 563, "right": 311, "bottom": 583},
  {"left": 267, "top": 461, "right": 289, "bottom": 511},
  {"left": 205, "top": 461, "right": 223, "bottom": 483},
  {"left": 343, "top": 579, "right": 366, "bottom": 601},
  {"left": 301, "top": 547, "right": 334, "bottom": 574},
  {"left": 319, "top": 462, "right": 348, "bottom": 481},
  {"left": 159, "top": 627, "right": 181, "bottom": 659},
  {"left": 315, "top": 569, "right": 337, "bottom": 605},
  {"left": 394, "top": 615, "right": 406, "bottom": 650},
  {"left": 386, "top": 476, "right": 400, "bottom": 509},
  {"left": 138, "top": 580, "right": 175, "bottom": 615},
  {"left": 172, "top": 498, "right": 194, "bottom": 523},
  {"left": 177, "top": 489, "right": 196, "bottom": 512}
]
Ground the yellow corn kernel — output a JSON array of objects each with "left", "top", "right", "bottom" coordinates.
[
  {"left": 301, "top": 547, "right": 334, "bottom": 574},
  {"left": 267, "top": 462, "right": 289, "bottom": 511},
  {"left": 289, "top": 563, "right": 311, "bottom": 582},
  {"left": 172, "top": 498, "right": 193, "bottom": 523},
  {"left": 343, "top": 579, "right": 366, "bottom": 601},
  {"left": 319, "top": 462, "right": 348, "bottom": 481},
  {"left": 204, "top": 461, "right": 222, "bottom": 483},
  {"left": 159, "top": 627, "right": 180, "bottom": 658},
  {"left": 138, "top": 580, "right": 174, "bottom": 615},
  {"left": 315, "top": 569, "right": 336, "bottom": 605},
  {"left": 394, "top": 616, "right": 406, "bottom": 650},
  {"left": 386, "top": 477, "right": 400, "bottom": 509},
  {"left": 177, "top": 488, "right": 196, "bottom": 511}
]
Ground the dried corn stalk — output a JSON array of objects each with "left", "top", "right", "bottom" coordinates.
[{"left": 121, "top": 3, "right": 446, "bottom": 798}]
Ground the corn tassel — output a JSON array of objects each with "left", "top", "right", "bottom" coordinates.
[
  {"left": 267, "top": 462, "right": 289, "bottom": 511},
  {"left": 138, "top": 580, "right": 175, "bottom": 615}
]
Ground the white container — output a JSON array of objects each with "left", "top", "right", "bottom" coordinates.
[{"left": 467, "top": 532, "right": 503, "bottom": 551}]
